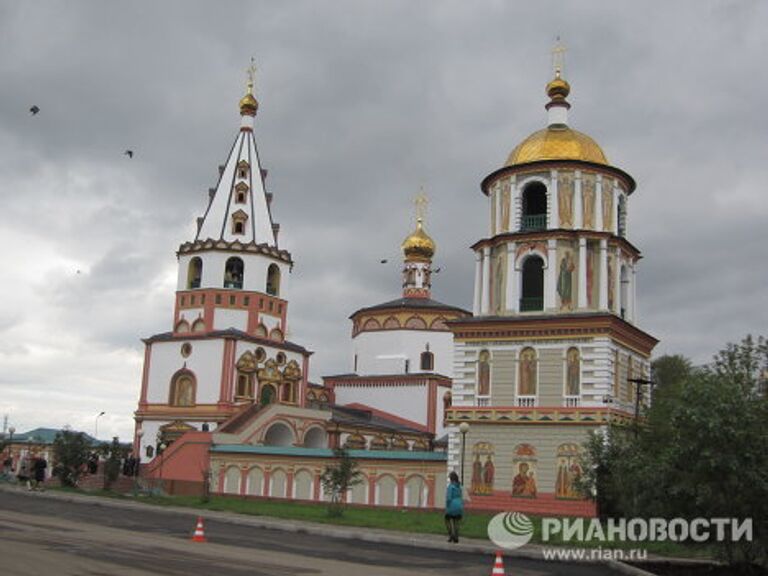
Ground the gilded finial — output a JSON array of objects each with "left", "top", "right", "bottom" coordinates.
[
  {"left": 414, "top": 186, "right": 428, "bottom": 225},
  {"left": 551, "top": 36, "right": 566, "bottom": 78},
  {"left": 239, "top": 57, "right": 259, "bottom": 117},
  {"left": 546, "top": 37, "right": 570, "bottom": 103},
  {"left": 246, "top": 57, "right": 257, "bottom": 94}
]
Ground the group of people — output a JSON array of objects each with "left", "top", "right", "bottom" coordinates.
[{"left": 7, "top": 455, "right": 48, "bottom": 491}]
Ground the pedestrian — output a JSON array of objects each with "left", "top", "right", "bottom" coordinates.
[
  {"left": 32, "top": 456, "right": 47, "bottom": 491},
  {"left": 17, "top": 456, "right": 31, "bottom": 490},
  {"left": 444, "top": 471, "right": 464, "bottom": 543}
]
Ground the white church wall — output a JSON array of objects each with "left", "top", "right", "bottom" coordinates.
[
  {"left": 353, "top": 330, "right": 454, "bottom": 376},
  {"left": 147, "top": 339, "right": 225, "bottom": 404},
  {"left": 334, "top": 384, "right": 427, "bottom": 428},
  {"left": 213, "top": 308, "right": 248, "bottom": 332}
]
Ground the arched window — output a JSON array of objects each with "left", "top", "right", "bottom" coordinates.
[
  {"left": 259, "top": 384, "right": 276, "bottom": 406},
  {"left": 169, "top": 371, "right": 196, "bottom": 407},
  {"left": 236, "top": 372, "right": 254, "bottom": 399},
  {"left": 520, "top": 256, "right": 544, "bottom": 311},
  {"left": 420, "top": 350, "right": 434, "bottom": 371},
  {"left": 521, "top": 182, "right": 547, "bottom": 231},
  {"left": 187, "top": 257, "right": 202, "bottom": 289},
  {"left": 266, "top": 264, "right": 280, "bottom": 297},
  {"left": 518, "top": 347, "right": 537, "bottom": 398},
  {"left": 566, "top": 347, "right": 580, "bottom": 397},
  {"left": 477, "top": 350, "right": 491, "bottom": 396},
  {"left": 263, "top": 422, "right": 294, "bottom": 446},
  {"left": 617, "top": 195, "right": 627, "bottom": 237},
  {"left": 620, "top": 265, "right": 629, "bottom": 319},
  {"left": 224, "top": 257, "right": 244, "bottom": 289},
  {"left": 231, "top": 210, "right": 248, "bottom": 236}
]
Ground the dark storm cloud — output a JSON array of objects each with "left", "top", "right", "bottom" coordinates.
[{"left": 0, "top": 0, "right": 766, "bottom": 437}]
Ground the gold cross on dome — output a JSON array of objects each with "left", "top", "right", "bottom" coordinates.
[
  {"left": 552, "top": 36, "right": 566, "bottom": 77},
  {"left": 414, "top": 187, "right": 428, "bottom": 222},
  {"left": 246, "top": 57, "right": 257, "bottom": 93}
]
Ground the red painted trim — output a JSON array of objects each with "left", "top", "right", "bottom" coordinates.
[
  {"left": 263, "top": 468, "right": 271, "bottom": 497},
  {"left": 368, "top": 473, "right": 377, "bottom": 505},
  {"left": 218, "top": 339, "right": 233, "bottom": 405},
  {"left": 426, "top": 477, "right": 436, "bottom": 507},
  {"left": 313, "top": 471, "right": 321, "bottom": 501},
  {"left": 396, "top": 476, "right": 405, "bottom": 507},
  {"left": 139, "top": 343, "right": 151, "bottom": 406},
  {"left": 240, "top": 467, "right": 248, "bottom": 496},
  {"left": 286, "top": 470, "right": 294, "bottom": 499},
  {"left": 300, "top": 354, "right": 310, "bottom": 407},
  {"left": 426, "top": 380, "right": 437, "bottom": 434}
]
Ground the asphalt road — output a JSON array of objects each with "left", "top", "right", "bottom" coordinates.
[{"left": 0, "top": 489, "right": 618, "bottom": 576}]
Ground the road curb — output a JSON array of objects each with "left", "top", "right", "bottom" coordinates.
[{"left": 1, "top": 485, "right": 701, "bottom": 574}]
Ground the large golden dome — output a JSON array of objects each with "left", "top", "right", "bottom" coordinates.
[
  {"left": 505, "top": 125, "right": 608, "bottom": 167},
  {"left": 402, "top": 219, "right": 435, "bottom": 260}
]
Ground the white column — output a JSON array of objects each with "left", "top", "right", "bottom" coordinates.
[
  {"left": 496, "top": 186, "right": 503, "bottom": 234},
  {"left": 610, "top": 184, "right": 618, "bottom": 235},
  {"left": 574, "top": 171, "right": 583, "bottom": 229},
  {"left": 595, "top": 175, "right": 604, "bottom": 232},
  {"left": 598, "top": 238, "right": 608, "bottom": 310},
  {"left": 480, "top": 246, "right": 491, "bottom": 315},
  {"left": 622, "top": 192, "right": 629, "bottom": 238},
  {"left": 550, "top": 169, "right": 559, "bottom": 229},
  {"left": 545, "top": 239, "right": 557, "bottom": 310},
  {"left": 577, "top": 237, "right": 587, "bottom": 309},
  {"left": 506, "top": 242, "right": 518, "bottom": 313},
  {"left": 614, "top": 248, "right": 622, "bottom": 315},
  {"left": 629, "top": 264, "right": 637, "bottom": 323},
  {"left": 512, "top": 180, "right": 521, "bottom": 231},
  {"left": 473, "top": 251, "right": 483, "bottom": 315}
]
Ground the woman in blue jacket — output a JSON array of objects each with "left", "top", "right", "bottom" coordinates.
[{"left": 444, "top": 471, "right": 464, "bottom": 543}]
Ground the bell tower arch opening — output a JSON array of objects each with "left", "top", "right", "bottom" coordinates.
[
  {"left": 521, "top": 182, "right": 547, "bottom": 231},
  {"left": 520, "top": 256, "right": 545, "bottom": 311}
]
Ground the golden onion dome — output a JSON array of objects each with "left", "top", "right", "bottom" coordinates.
[
  {"left": 239, "top": 91, "right": 258, "bottom": 116},
  {"left": 546, "top": 74, "right": 571, "bottom": 101},
  {"left": 505, "top": 126, "right": 608, "bottom": 167},
  {"left": 402, "top": 218, "right": 435, "bottom": 260}
]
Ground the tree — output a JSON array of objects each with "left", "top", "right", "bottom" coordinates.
[
  {"left": 102, "top": 437, "right": 125, "bottom": 490},
  {"left": 580, "top": 338, "right": 768, "bottom": 568},
  {"left": 320, "top": 448, "right": 363, "bottom": 517},
  {"left": 52, "top": 428, "right": 90, "bottom": 487}
]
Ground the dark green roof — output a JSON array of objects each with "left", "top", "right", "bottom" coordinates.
[
  {"left": 211, "top": 444, "right": 446, "bottom": 461},
  {"left": 10, "top": 428, "right": 98, "bottom": 445}
]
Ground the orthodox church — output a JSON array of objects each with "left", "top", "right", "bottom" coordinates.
[
  {"left": 444, "top": 62, "right": 657, "bottom": 515},
  {"left": 134, "top": 56, "right": 656, "bottom": 516},
  {"left": 135, "top": 71, "right": 459, "bottom": 507}
]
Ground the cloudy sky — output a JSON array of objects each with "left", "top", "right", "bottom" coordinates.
[{"left": 1, "top": 1, "right": 765, "bottom": 440}]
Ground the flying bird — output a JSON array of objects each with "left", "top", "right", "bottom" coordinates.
[
  {"left": 124, "top": 150, "right": 134, "bottom": 159},
  {"left": 29, "top": 105, "right": 40, "bottom": 115},
  {"left": 380, "top": 259, "right": 388, "bottom": 264},
  {"left": 434, "top": 267, "right": 442, "bottom": 273}
]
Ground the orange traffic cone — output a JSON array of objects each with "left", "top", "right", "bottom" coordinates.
[
  {"left": 191, "top": 516, "right": 207, "bottom": 542},
  {"left": 490, "top": 550, "right": 505, "bottom": 576}
]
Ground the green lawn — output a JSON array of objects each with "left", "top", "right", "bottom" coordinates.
[{"left": 50, "top": 487, "right": 715, "bottom": 559}]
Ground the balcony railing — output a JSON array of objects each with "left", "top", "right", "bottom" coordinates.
[
  {"left": 521, "top": 214, "right": 547, "bottom": 231},
  {"left": 564, "top": 396, "right": 581, "bottom": 408},
  {"left": 516, "top": 396, "right": 537, "bottom": 407},
  {"left": 477, "top": 397, "right": 491, "bottom": 407},
  {"left": 520, "top": 297, "right": 544, "bottom": 312}
]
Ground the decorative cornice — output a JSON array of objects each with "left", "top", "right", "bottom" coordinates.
[
  {"left": 480, "top": 159, "right": 636, "bottom": 196},
  {"left": 470, "top": 230, "right": 642, "bottom": 260},
  {"left": 447, "top": 313, "right": 658, "bottom": 356},
  {"left": 178, "top": 238, "right": 292, "bottom": 265},
  {"left": 446, "top": 406, "right": 635, "bottom": 426}
]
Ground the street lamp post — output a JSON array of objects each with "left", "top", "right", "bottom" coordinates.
[
  {"left": 628, "top": 377, "right": 655, "bottom": 437},
  {"left": 133, "top": 429, "right": 144, "bottom": 496},
  {"left": 5, "top": 426, "right": 15, "bottom": 474},
  {"left": 94, "top": 411, "right": 105, "bottom": 440},
  {"left": 458, "top": 422, "right": 470, "bottom": 486},
  {"left": 158, "top": 442, "right": 167, "bottom": 495}
]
